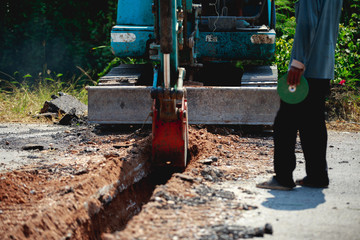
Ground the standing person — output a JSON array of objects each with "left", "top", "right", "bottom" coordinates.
[{"left": 257, "top": 0, "right": 343, "bottom": 190}]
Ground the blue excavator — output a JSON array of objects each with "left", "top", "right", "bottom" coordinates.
[{"left": 88, "top": 0, "right": 278, "bottom": 168}]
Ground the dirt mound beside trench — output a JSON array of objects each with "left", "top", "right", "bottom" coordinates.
[{"left": 0, "top": 125, "right": 273, "bottom": 239}]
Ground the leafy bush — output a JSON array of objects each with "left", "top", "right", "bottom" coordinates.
[
  {"left": 0, "top": 0, "right": 117, "bottom": 82},
  {"left": 274, "top": 0, "right": 296, "bottom": 77},
  {"left": 274, "top": 0, "right": 296, "bottom": 38},
  {"left": 0, "top": 0, "right": 359, "bottom": 122},
  {"left": 275, "top": 37, "right": 292, "bottom": 77},
  {"left": 334, "top": 13, "right": 360, "bottom": 88},
  {"left": 275, "top": 1, "right": 360, "bottom": 84},
  {"left": 274, "top": 0, "right": 360, "bottom": 121},
  {"left": 0, "top": 70, "right": 92, "bottom": 122}
]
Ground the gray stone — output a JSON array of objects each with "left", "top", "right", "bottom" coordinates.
[
  {"left": 41, "top": 94, "right": 87, "bottom": 116},
  {"left": 153, "top": 190, "right": 172, "bottom": 201},
  {"left": 84, "top": 147, "right": 98, "bottom": 153},
  {"left": 173, "top": 173, "right": 194, "bottom": 182},
  {"left": 199, "top": 156, "right": 219, "bottom": 165},
  {"left": 60, "top": 186, "right": 74, "bottom": 196},
  {"left": 264, "top": 223, "right": 273, "bottom": 234},
  {"left": 215, "top": 189, "right": 235, "bottom": 200},
  {"left": 201, "top": 166, "right": 224, "bottom": 182},
  {"left": 72, "top": 168, "right": 89, "bottom": 175},
  {"left": 202, "top": 223, "right": 272, "bottom": 239},
  {"left": 59, "top": 108, "right": 78, "bottom": 125},
  {"left": 199, "top": 159, "right": 213, "bottom": 165},
  {"left": 22, "top": 144, "right": 45, "bottom": 151}
]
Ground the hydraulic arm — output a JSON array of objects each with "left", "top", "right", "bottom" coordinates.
[{"left": 151, "top": 0, "right": 188, "bottom": 167}]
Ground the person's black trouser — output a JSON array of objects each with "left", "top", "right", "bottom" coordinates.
[{"left": 273, "top": 78, "right": 330, "bottom": 187}]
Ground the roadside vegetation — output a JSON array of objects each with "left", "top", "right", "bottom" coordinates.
[
  {"left": 0, "top": 0, "right": 359, "bottom": 123},
  {"left": 275, "top": 0, "right": 360, "bottom": 122},
  {"left": 0, "top": 70, "right": 92, "bottom": 122}
]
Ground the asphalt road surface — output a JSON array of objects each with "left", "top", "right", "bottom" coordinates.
[{"left": 232, "top": 130, "right": 360, "bottom": 240}]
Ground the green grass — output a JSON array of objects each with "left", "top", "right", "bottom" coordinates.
[
  {"left": 1, "top": 70, "right": 359, "bottom": 124},
  {"left": 0, "top": 69, "right": 93, "bottom": 123}
]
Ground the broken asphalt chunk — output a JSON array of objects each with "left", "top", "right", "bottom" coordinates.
[
  {"left": 22, "top": 144, "right": 45, "bottom": 151},
  {"left": 199, "top": 156, "right": 218, "bottom": 165},
  {"left": 41, "top": 94, "right": 87, "bottom": 116}
]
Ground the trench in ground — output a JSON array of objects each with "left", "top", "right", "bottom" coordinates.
[
  {"left": 76, "top": 125, "right": 272, "bottom": 238},
  {"left": 82, "top": 167, "right": 182, "bottom": 239}
]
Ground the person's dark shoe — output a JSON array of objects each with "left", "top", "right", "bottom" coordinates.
[
  {"left": 256, "top": 177, "right": 294, "bottom": 191},
  {"left": 295, "top": 177, "right": 329, "bottom": 188}
]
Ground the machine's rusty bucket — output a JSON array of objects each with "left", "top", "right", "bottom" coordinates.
[{"left": 151, "top": 97, "right": 188, "bottom": 168}]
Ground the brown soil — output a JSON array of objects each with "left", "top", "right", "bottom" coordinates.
[
  {"left": 0, "top": 126, "right": 154, "bottom": 239},
  {"left": 102, "top": 127, "right": 274, "bottom": 240},
  {"left": 1, "top": 121, "right": 355, "bottom": 239},
  {"left": 326, "top": 120, "right": 360, "bottom": 132}
]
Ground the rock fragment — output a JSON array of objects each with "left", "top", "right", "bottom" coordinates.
[
  {"left": 173, "top": 173, "right": 194, "bottom": 182},
  {"left": 72, "top": 168, "right": 89, "bottom": 175},
  {"left": 60, "top": 186, "right": 74, "bottom": 196},
  {"left": 22, "top": 144, "right": 45, "bottom": 151},
  {"left": 59, "top": 108, "right": 78, "bottom": 125},
  {"left": 40, "top": 94, "right": 88, "bottom": 125},
  {"left": 41, "top": 94, "right": 87, "bottom": 116},
  {"left": 104, "top": 152, "right": 120, "bottom": 158},
  {"left": 199, "top": 156, "right": 218, "bottom": 165},
  {"left": 200, "top": 223, "right": 273, "bottom": 239},
  {"left": 201, "top": 166, "right": 223, "bottom": 182}
]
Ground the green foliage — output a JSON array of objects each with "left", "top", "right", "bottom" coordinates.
[
  {"left": 0, "top": 0, "right": 117, "bottom": 82},
  {"left": 334, "top": 12, "right": 360, "bottom": 89},
  {"left": 273, "top": 0, "right": 296, "bottom": 76},
  {"left": 331, "top": 7, "right": 360, "bottom": 121},
  {"left": 275, "top": 0, "right": 296, "bottom": 38},
  {"left": 341, "top": 0, "right": 360, "bottom": 25},
  {"left": 275, "top": 37, "right": 293, "bottom": 77},
  {"left": 0, "top": 69, "right": 91, "bottom": 122},
  {"left": 0, "top": 0, "right": 359, "bottom": 122},
  {"left": 274, "top": 1, "right": 360, "bottom": 84},
  {"left": 273, "top": 0, "right": 360, "bottom": 121}
]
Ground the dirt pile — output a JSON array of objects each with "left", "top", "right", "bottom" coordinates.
[
  {"left": 104, "top": 126, "right": 274, "bottom": 239},
  {"left": 0, "top": 125, "right": 274, "bottom": 239},
  {"left": 0, "top": 126, "right": 153, "bottom": 239}
]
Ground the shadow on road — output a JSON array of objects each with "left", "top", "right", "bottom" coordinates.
[{"left": 261, "top": 187, "right": 326, "bottom": 211}]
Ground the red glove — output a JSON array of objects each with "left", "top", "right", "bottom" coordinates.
[{"left": 287, "top": 66, "right": 303, "bottom": 86}]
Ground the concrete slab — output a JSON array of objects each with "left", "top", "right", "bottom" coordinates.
[
  {"left": 88, "top": 65, "right": 279, "bottom": 125},
  {"left": 88, "top": 86, "right": 279, "bottom": 125}
]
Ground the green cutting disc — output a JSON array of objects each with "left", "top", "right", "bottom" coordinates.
[{"left": 277, "top": 73, "right": 309, "bottom": 104}]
